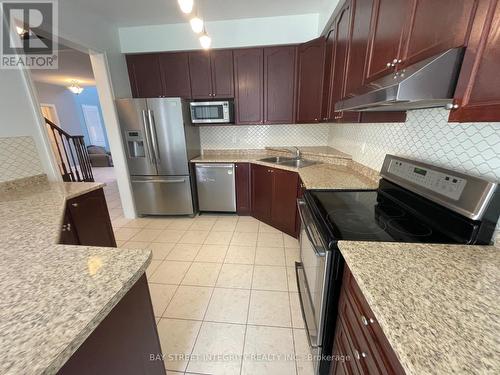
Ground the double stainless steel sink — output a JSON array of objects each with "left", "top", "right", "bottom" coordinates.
[{"left": 259, "top": 156, "right": 317, "bottom": 169}]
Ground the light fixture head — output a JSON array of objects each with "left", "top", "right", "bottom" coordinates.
[
  {"left": 190, "top": 17, "right": 204, "bottom": 34},
  {"left": 68, "top": 81, "right": 84, "bottom": 95},
  {"left": 199, "top": 31, "right": 211, "bottom": 50},
  {"left": 178, "top": 0, "right": 193, "bottom": 14}
]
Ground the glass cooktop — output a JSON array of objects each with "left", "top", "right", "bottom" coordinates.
[{"left": 307, "top": 189, "right": 467, "bottom": 244}]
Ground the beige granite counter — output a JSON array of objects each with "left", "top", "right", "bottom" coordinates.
[
  {"left": 338, "top": 241, "right": 500, "bottom": 375},
  {"left": 0, "top": 177, "right": 151, "bottom": 375},
  {"left": 192, "top": 149, "right": 378, "bottom": 190}
]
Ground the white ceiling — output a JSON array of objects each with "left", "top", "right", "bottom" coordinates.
[
  {"left": 30, "top": 48, "right": 95, "bottom": 87},
  {"left": 68, "top": 0, "right": 327, "bottom": 27}
]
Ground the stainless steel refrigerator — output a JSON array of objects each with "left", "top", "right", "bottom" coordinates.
[{"left": 115, "top": 98, "right": 200, "bottom": 216}]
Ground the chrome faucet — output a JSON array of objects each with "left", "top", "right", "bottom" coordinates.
[{"left": 291, "top": 146, "right": 301, "bottom": 160}]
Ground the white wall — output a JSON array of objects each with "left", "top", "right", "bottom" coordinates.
[{"left": 119, "top": 14, "right": 320, "bottom": 53}]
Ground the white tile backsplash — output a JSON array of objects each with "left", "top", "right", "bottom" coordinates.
[
  {"left": 199, "top": 123, "right": 329, "bottom": 150},
  {"left": 0, "top": 136, "right": 44, "bottom": 182}
]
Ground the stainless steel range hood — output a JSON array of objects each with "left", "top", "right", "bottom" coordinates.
[{"left": 336, "top": 48, "right": 464, "bottom": 112}]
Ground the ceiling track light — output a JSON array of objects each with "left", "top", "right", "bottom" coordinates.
[{"left": 178, "top": 0, "right": 193, "bottom": 14}]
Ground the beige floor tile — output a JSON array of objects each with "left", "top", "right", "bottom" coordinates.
[
  {"left": 178, "top": 230, "right": 210, "bottom": 244},
  {"left": 293, "top": 329, "right": 315, "bottom": 375},
  {"left": 146, "top": 260, "right": 162, "bottom": 278},
  {"left": 155, "top": 229, "right": 186, "bottom": 243},
  {"left": 211, "top": 220, "right": 237, "bottom": 232},
  {"left": 116, "top": 240, "right": 126, "bottom": 247},
  {"left": 120, "top": 241, "right": 150, "bottom": 250},
  {"left": 181, "top": 262, "right": 222, "bottom": 286},
  {"left": 287, "top": 267, "right": 298, "bottom": 292},
  {"left": 167, "top": 218, "right": 195, "bottom": 230},
  {"left": 224, "top": 245, "right": 256, "bottom": 264},
  {"left": 258, "top": 232, "right": 284, "bottom": 247},
  {"left": 109, "top": 208, "right": 124, "bottom": 219},
  {"left": 150, "top": 261, "right": 191, "bottom": 284},
  {"left": 216, "top": 215, "right": 239, "bottom": 222},
  {"left": 149, "top": 242, "right": 175, "bottom": 260},
  {"left": 130, "top": 228, "right": 163, "bottom": 242},
  {"left": 144, "top": 218, "right": 173, "bottom": 230},
  {"left": 205, "top": 288, "right": 250, "bottom": 324},
  {"left": 189, "top": 220, "right": 215, "bottom": 231},
  {"left": 252, "top": 265, "right": 288, "bottom": 291},
  {"left": 258, "top": 222, "right": 281, "bottom": 233},
  {"left": 194, "top": 215, "right": 218, "bottom": 222},
  {"left": 155, "top": 317, "right": 161, "bottom": 325},
  {"left": 149, "top": 284, "right": 178, "bottom": 317},
  {"left": 289, "top": 292, "right": 305, "bottom": 329},
  {"left": 113, "top": 227, "right": 141, "bottom": 241},
  {"left": 242, "top": 325, "right": 296, "bottom": 375},
  {"left": 194, "top": 244, "right": 228, "bottom": 263},
  {"left": 284, "top": 247, "right": 301, "bottom": 267},
  {"left": 231, "top": 232, "right": 258, "bottom": 246},
  {"left": 163, "top": 285, "right": 213, "bottom": 320},
  {"left": 255, "top": 246, "right": 286, "bottom": 266},
  {"left": 167, "top": 243, "right": 202, "bottom": 261},
  {"left": 235, "top": 221, "right": 260, "bottom": 233},
  {"left": 121, "top": 218, "right": 150, "bottom": 229},
  {"left": 284, "top": 233, "right": 300, "bottom": 248},
  {"left": 247, "top": 290, "right": 291, "bottom": 327},
  {"left": 111, "top": 216, "right": 132, "bottom": 228},
  {"left": 216, "top": 264, "right": 254, "bottom": 289},
  {"left": 157, "top": 318, "right": 202, "bottom": 372},
  {"left": 237, "top": 215, "right": 259, "bottom": 223},
  {"left": 187, "top": 321, "right": 246, "bottom": 375},
  {"left": 204, "top": 231, "right": 233, "bottom": 245}
]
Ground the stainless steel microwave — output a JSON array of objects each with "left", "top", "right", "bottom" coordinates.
[{"left": 190, "top": 101, "right": 234, "bottom": 124}]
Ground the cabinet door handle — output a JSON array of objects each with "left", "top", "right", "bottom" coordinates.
[
  {"left": 354, "top": 350, "right": 367, "bottom": 360},
  {"left": 71, "top": 203, "right": 78, "bottom": 207}
]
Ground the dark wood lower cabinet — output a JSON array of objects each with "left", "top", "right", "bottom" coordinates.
[
  {"left": 250, "top": 164, "right": 300, "bottom": 237},
  {"left": 235, "top": 163, "right": 252, "bottom": 215},
  {"left": 59, "top": 188, "right": 117, "bottom": 247},
  {"left": 331, "top": 266, "right": 405, "bottom": 375},
  {"left": 57, "top": 274, "right": 166, "bottom": 375}
]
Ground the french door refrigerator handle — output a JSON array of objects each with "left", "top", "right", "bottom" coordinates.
[
  {"left": 141, "top": 110, "right": 155, "bottom": 165},
  {"left": 133, "top": 178, "right": 186, "bottom": 184},
  {"left": 147, "top": 110, "right": 161, "bottom": 164}
]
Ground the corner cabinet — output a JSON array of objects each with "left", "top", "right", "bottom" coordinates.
[
  {"left": 251, "top": 164, "right": 299, "bottom": 237},
  {"left": 235, "top": 163, "right": 252, "bottom": 215},
  {"left": 296, "top": 37, "right": 326, "bottom": 123},
  {"left": 331, "top": 265, "right": 405, "bottom": 375},
  {"left": 60, "top": 188, "right": 117, "bottom": 247},
  {"left": 449, "top": 0, "right": 500, "bottom": 122},
  {"left": 234, "top": 48, "right": 264, "bottom": 124}
]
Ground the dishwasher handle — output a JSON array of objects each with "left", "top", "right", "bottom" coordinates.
[{"left": 196, "top": 163, "right": 234, "bottom": 169}]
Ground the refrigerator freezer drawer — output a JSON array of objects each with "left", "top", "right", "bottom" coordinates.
[
  {"left": 195, "top": 163, "right": 236, "bottom": 212},
  {"left": 131, "top": 176, "right": 194, "bottom": 215}
]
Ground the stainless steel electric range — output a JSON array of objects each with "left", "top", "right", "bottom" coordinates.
[{"left": 295, "top": 154, "right": 500, "bottom": 375}]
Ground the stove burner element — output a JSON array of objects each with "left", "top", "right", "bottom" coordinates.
[
  {"left": 388, "top": 218, "right": 433, "bottom": 237},
  {"left": 328, "top": 210, "right": 387, "bottom": 235},
  {"left": 375, "top": 204, "right": 405, "bottom": 218}
]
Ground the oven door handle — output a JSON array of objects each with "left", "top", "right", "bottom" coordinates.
[
  {"left": 295, "top": 261, "right": 320, "bottom": 349},
  {"left": 297, "top": 199, "right": 326, "bottom": 257}
]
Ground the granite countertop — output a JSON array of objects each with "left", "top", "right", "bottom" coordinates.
[
  {"left": 338, "top": 241, "right": 500, "bottom": 375},
  {"left": 0, "top": 177, "right": 151, "bottom": 375},
  {"left": 191, "top": 149, "right": 378, "bottom": 190}
]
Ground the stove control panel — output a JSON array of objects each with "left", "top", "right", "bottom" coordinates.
[{"left": 388, "top": 159, "right": 467, "bottom": 200}]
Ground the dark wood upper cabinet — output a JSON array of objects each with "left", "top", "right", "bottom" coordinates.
[
  {"left": 345, "top": 0, "right": 375, "bottom": 98},
  {"left": 449, "top": 0, "right": 500, "bottom": 122},
  {"left": 400, "top": 0, "right": 477, "bottom": 68},
  {"left": 126, "top": 54, "right": 163, "bottom": 98},
  {"left": 321, "top": 27, "right": 336, "bottom": 121},
  {"left": 159, "top": 52, "right": 192, "bottom": 98},
  {"left": 64, "top": 189, "right": 116, "bottom": 247},
  {"left": 263, "top": 46, "right": 297, "bottom": 124},
  {"left": 330, "top": 1, "right": 361, "bottom": 123},
  {"left": 365, "top": 0, "right": 412, "bottom": 84},
  {"left": 296, "top": 37, "right": 326, "bottom": 123},
  {"left": 234, "top": 48, "right": 264, "bottom": 124},
  {"left": 235, "top": 163, "right": 251, "bottom": 215},
  {"left": 188, "top": 51, "right": 213, "bottom": 99},
  {"left": 251, "top": 164, "right": 273, "bottom": 222},
  {"left": 211, "top": 49, "right": 234, "bottom": 98}
]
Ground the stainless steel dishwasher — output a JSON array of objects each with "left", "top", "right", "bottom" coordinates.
[{"left": 195, "top": 163, "right": 236, "bottom": 212}]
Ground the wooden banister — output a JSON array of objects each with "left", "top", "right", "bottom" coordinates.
[{"left": 44, "top": 117, "right": 94, "bottom": 182}]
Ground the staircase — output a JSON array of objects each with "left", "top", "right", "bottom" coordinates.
[{"left": 44, "top": 117, "right": 94, "bottom": 182}]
